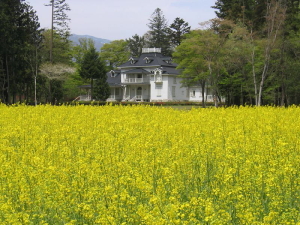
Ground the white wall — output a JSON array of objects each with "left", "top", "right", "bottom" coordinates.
[
  {"left": 167, "top": 76, "right": 189, "bottom": 101},
  {"left": 150, "top": 75, "right": 170, "bottom": 102}
]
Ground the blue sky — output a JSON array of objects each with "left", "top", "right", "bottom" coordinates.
[{"left": 26, "top": 0, "right": 218, "bottom": 40}]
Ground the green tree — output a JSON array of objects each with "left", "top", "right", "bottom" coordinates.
[
  {"left": 168, "top": 17, "right": 191, "bottom": 46},
  {"left": 219, "top": 24, "right": 254, "bottom": 105},
  {"left": 100, "top": 40, "right": 130, "bottom": 70},
  {"left": 212, "top": 0, "right": 299, "bottom": 106},
  {"left": 40, "top": 62, "right": 75, "bottom": 103},
  {"left": 0, "top": 0, "right": 42, "bottom": 104},
  {"left": 173, "top": 29, "right": 222, "bottom": 107},
  {"left": 72, "top": 38, "right": 96, "bottom": 65},
  {"left": 212, "top": 0, "right": 266, "bottom": 31},
  {"left": 40, "top": 29, "right": 72, "bottom": 64},
  {"left": 46, "top": 0, "right": 71, "bottom": 63},
  {"left": 127, "top": 34, "right": 145, "bottom": 57},
  {"left": 147, "top": 8, "right": 171, "bottom": 55},
  {"left": 64, "top": 38, "right": 96, "bottom": 101},
  {"left": 79, "top": 47, "right": 109, "bottom": 100}
]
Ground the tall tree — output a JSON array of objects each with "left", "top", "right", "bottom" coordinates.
[
  {"left": 72, "top": 38, "right": 96, "bottom": 65},
  {"left": 40, "top": 62, "right": 75, "bottom": 103},
  {"left": 79, "top": 47, "right": 109, "bottom": 100},
  {"left": 168, "top": 17, "right": 191, "bottom": 46},
  {"left": 147, "top": 8, "right": 171, "bottom": 55},
  {"left": 46, "top": 0, "right": 71, "bottom": 63},
  {"left": 127, "top": 34, "right": 145, "bottom": 57},
  {"left": 173, "top": 29, "right": 224, "bottom": 107},
  {"left": 0, "top": 0, "right": 42, "bottom": 104},
  {"left": 257, "top": 0, "right": 287, "bottom": 106},
  {"left": 212, "top": 0, "right": 266, "bottom": 31}
]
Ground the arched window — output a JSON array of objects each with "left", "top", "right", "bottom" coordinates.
[{"left": 137, "top": 87, "right": 142, "bottom": 96}]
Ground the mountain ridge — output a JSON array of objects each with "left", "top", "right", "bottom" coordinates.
[{"left": 69, "top": 34, "right": 111, "bottom": 51}]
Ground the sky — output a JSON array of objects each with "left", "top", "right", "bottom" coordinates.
[{"left": 26, "top": 0, "right": 218, "bottom": 41}]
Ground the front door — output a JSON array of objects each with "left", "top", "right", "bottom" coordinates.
[{"left": 136, "top": 87, "right": 142, "bottom": 100}]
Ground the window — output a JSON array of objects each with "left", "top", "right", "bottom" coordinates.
[
  {"left": 191, "top": 90, "right": 196, "bottom": 97},
  {"left": 172, "top": 86, "right": 176, "bottom": 97},
  {"left": 173, "top": 76, "right": 177, "bottom": 84},
  {"left": 137, "top": 87, "right": 142, "bottom": 96},
  {"left": 115, "top": 88, "right": 120, "bottom": 96},
  {"left": 156, "top": 73, "right": 162, "bottom": 82},
  {"left": 156, "top": 84, "right": 162, "bottom": 97}
]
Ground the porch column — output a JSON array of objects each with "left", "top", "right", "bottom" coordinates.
[{"left": 123, "top": 85, "right": 127, "bottom": 100}]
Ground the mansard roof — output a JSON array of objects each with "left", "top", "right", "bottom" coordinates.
[
  {"left": 118, "top": 50, "right": 177, "bottom": 69},
  {"left": 107, "top": 70, "right": 121, "bottom": 87},
  {"left": 125, "top": 68, "right": 149, "bottom": 74},
  {"left": 161, "top": 67, "right": 180, "bottom": 75}
]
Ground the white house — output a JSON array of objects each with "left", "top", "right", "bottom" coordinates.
[{"left": 78, "top": 48, "right": 214, "bottom": 102}]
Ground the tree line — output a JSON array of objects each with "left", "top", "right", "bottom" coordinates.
[
  {"left": 0, "top": 2, "right": 188, "bottom": 104},
  {"left": 1, "top": 1, "right": 299, "bottom": 106},
  {"left": 0, "top": 0, "right": 109, "bottom": 104},
  {"left": 174, "top": 0, "right": 300, "bottom": 107}
]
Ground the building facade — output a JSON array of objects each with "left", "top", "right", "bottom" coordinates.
[{"left": 79, "top": 48, "right": 214, "bottom": 102}]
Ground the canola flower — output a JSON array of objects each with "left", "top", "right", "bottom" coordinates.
[{"left": 0, "top": 104, "right": 299, "bottom": 224}]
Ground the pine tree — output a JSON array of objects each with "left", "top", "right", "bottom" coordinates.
[
  {"left": 46, "top": 0, "right": 71, "bottom": 63},
  {"left": 147, "top": 8, "right": 171, "bottom": 55},
  {"left": 127, "top": 34, "right": 145, "bottom": 57},
  {"left": 79, "top": 47, "right": 109, "bottom": 101},
  {"left": 168, "top": 17, "right": 191, "bottom": 46},
  {"left": 0, "top": 0, "right": 42, "bottom": 103}
]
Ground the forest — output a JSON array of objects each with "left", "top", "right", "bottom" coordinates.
[{"left": 0, "top": 0, "right": 299, "bottom": 106}]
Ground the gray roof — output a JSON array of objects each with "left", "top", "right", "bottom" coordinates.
[
  {"left": 119, "top": 52, "right": 178, "bottom": 69},
  {"left": 107, "top": 70, "right": 121, "bottom": 86},
  {"left": 125, "top": 68, "right": 149, "bottom": 74},
  {"left": 161, "top": 67, "right": 180, "bottom": 75}
]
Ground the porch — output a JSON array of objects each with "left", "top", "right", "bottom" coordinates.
[
  {"left": 122, "top": 85, "right": 151, "bottom": 102},
  {"left": 123, "top": 69, "right": 150, "bottom": 84}
]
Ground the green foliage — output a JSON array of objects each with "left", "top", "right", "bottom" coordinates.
[
  {"left": 100, "top": 40, "right": 130, "bottom": 70},
  {"left": 79, "top": 47, "right": 109, "bottom": 100},
  {"left": 47, "top": 0, "right": 71, "bottom": 39},
  {"left": 41, "top": 29, "right": 73, "bottom": 64},
  {"left": 72, "top": 38, "right": 95, "bottom": 65},
  {"left": 0, "top": 0, "right": 42, "bottom": 103},
  {"left": 80, "top": 47, "right": 103, "bottom": 80},
  {"left": 168, "top": 17, "right": 191, "bottom": 46},
  {"left": 127, "top": 34, "right": 145, "bottom": 57},
  {"left": 147, "top": 8, "right": 171, "bottom": 55},
  {"left": 93, "top": 79, "right": 110, "bottom": 101}
]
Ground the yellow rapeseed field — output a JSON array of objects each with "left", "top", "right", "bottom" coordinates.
[{"left": 0, "top": 104, "right": 299, "bottom": 224}]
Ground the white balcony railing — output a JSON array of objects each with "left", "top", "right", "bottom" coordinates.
[
  {"left": 142, "top": 48, "right": 161, "bottom": 53},
  {"left": 123, "top": 95, "right": 150, "bottom": 102},
  {"left": 79, "top": 95, "right": 91, "bottom": 101},
  {"left": 124, "top": 78, "right": 150, "bottom": 83}
]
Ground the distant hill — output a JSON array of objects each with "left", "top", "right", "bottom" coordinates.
[{"left": 69, "top": 34, "right": 111, "bottom": 51}]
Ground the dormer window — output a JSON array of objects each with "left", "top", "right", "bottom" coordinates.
[
  {"left": 129, "top": 57, "right": 137, "bottom": 64},
  {"left": 143, "top": 57, "right": 153, "bottom": 64},
  {"left": 162, "top": 58, "right": 172, "bottom": 64},
  {"left": 110, "top": 70, "right": 115, "bottom": 77}
]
